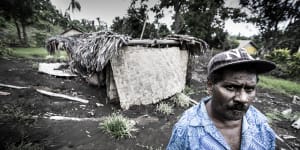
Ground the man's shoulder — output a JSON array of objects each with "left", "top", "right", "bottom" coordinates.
[
  {"left": 245, "top": 106, "right": 269, "bottom": 125},
  {"left": 176, "top": 104, "right": 200, "bottom": 125},
  {"left": 245, "top": 106, "right": 276, "bottom": 138},
  {"left": 176, "top": 100, "right": 208, "bottom": 128},
  {"left": 244, "top": 106, "right": 276, "bottom": 149},
  {"left": 171, "top": 102, "right": 210, "bottom": 140}
]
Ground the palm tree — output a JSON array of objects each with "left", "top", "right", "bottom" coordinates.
[{"left": 67, "top": 0, "right": 81, "bottom": 12}]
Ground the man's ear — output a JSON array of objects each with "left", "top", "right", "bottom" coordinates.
[{"left": 207, "top": 81, "right": 213, "bottom": 95}]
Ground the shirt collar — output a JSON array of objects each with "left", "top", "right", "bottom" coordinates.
[
  {"left": 190, "top": 96, "right": 214, "bottom": 127},
  {"left": 242, "top": 114, "right": 249, "bottom": 133},
  {"left": 191, "top": 96, "right": 230, "bottom": 149},
  {"left": 189, "top": 96, "right": 251, "bottom": 131}
]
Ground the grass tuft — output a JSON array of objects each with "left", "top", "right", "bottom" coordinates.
[
  {"left": 183, "top": 86, "right": 195, "bottom": 95},
  {"left": 265, "top": 111, "right": 283, "bottom": 123},
  {"left": 258, "top": 76, "right": 300, "bottom": 96},
  {"left": 172, "top": 93, "right": 191, "bottom": 108},
  {"left": 156, "top": 102, "right": 174, "bottom": 115},
  {"left": 100, "top": 113, "right": 137, "bottom": 139},
  {"left": 31, "top": 63, "right": 39, "bottom": 69}
]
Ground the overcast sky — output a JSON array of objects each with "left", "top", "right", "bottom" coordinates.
[{"left": 50, "top": 0, "right": 259, "bottom": 36}]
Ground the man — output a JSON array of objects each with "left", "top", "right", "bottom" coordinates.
[{"left": 167, "top": 48, "right": 276, "bottom": 150}]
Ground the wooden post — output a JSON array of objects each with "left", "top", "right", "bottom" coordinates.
[{"left": 186, "top": 51, "right": 193, "bottom": 86}]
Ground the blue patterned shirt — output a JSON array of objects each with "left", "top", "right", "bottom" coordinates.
[{"left": 167, "top": 97, "right": 276, "bottom": 150}]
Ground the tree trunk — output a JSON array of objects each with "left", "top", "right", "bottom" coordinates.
[
  {"left": 174, "top": 12, "right": 181, "bottom": 34},
  {"left": 173, "top": 2, "right": 183, "bottom": 34},
  {"left": 14, "top": 20, "right": 22, "bottom": 44},
  {"left": 21, "top": 23, "right": 29, "bottom": 47}
]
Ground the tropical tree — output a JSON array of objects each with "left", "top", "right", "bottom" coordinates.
[
  {"left": 154, "top": 0, "right": 245, "bottom": 49},
  {"left": 155, "top": 0, "right": 189, "bottom": 34},
  {"left": 157, "top": 24, "right": 171, "bottom": 38},
  {"left": 0, "top": 0, "right": 39, "bottom": 46},
  {"left": 67, "top": 0, "right": 81, "bottom": 12},
  {"left": 111, "top": 17, "right": 126, "bottom": 34},
  {"left": 111, "top": 0, "right": 158, "bottom": 38},
  {"left": 280, "top": 19, "right": 300, "bottom": 53},
  {"left": 96, "top": 17, "right": 107, "bottom": 31}
]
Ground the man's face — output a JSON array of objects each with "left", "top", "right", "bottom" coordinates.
[{"left": 209, "top": 70, "right": 257, "bottom": 121}]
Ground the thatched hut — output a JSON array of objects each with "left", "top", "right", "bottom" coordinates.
[
  {"left": 61, "top": 27, "right": 84, "bottom": 37},
  {"left": 46, "top": 32, "right": 208, "bottom": 109}
]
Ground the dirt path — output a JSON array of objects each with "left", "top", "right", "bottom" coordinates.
[{"left": 0, "top": 57, "right": 299, "bottom": 149}]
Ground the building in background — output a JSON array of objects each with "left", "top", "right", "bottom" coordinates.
[
  {"left": 61, "top": 27, "right": 83, "bottom": 37},
  {"left": 237, "top": 40, "right": 258, "bottom": 55}
]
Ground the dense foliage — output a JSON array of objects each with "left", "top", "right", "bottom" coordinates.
[
  {"left": 0, "top": 0, "right": 106, "bottom": 47},
  {"left": 0, "top": 40, "right": 12, "bottom": 56},
  {"left": 111, "top": 0, "right": 169, "bottom": 39},
  {"left": 150, "top": 0, "right": 246, "bottom": 49},
  {"left": 240, "top": 0, "right": 300, "bottom": 52},
  {"left": 265, "top": 48, "right": 300, "bottom": 80}
]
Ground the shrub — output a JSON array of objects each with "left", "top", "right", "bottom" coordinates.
[
  {"left": 265, "top": 48, "right": 300, "bottom": 79},
  {"left": 183, "top": 86, "right": 195, "bottom": 95},
  {"left": 33, "top": 32, "right": 48, "bottom": 47},
  {"left": 265, "top": 48, "right": 290, "bottom": 63},
  {"left": 100, "top": 113, "right": 136, "bottom": 139},
  {"left": 156, "top": 103, "right": 174, "bottom": 115},
  {"left": 0, "top": 40, "right": 13, "bottom": 57},
  {"left": 288, "top": 52, "right": 300, "bottom": 78}
]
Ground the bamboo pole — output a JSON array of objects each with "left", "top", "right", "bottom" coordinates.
[
  {"left": 127, "top": 39, "right": 179, "bottom": 46},
  {"left": 140, "top": 18, "right": 147, "bottom": 40}
]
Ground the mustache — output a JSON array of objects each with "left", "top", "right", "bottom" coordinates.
[{"left": 227, "top": 102, "right": 248, "bottom": 111}]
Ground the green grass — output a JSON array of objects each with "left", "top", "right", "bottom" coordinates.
[
  {"left": 11, "top": 47, "right": 67, "bottom": 59},
  {"left": 265, "top": 108, "right": 300, "bottom": 124},
  {"left": 156, "top": 102, "right": 174, "bottom": 115},
  {"left": 100, "top": 113, "right": 137, "bottom": 139},
  {"left": 258, "top": 76, "right": 300, "bottom": 95},
  {"left": 183, "top": 86, "right": 196, "bottom": 95},
  {"left": 172, "top": 93, "right": 191, "bottom": 108}
]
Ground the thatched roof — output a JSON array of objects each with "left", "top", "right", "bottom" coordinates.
[
  {"left": 46, "top": 32, "right": 129, "bottom": 76},
  {"left": 46, "top": 31, "right": 208, "bottom": 77},
  {"left": 60, "top": 27, "right": 83, "bottom": 35}
]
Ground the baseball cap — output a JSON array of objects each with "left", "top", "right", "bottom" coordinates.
[{"left": 207, "top": 48, "right": 276, "bottom": 77}]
